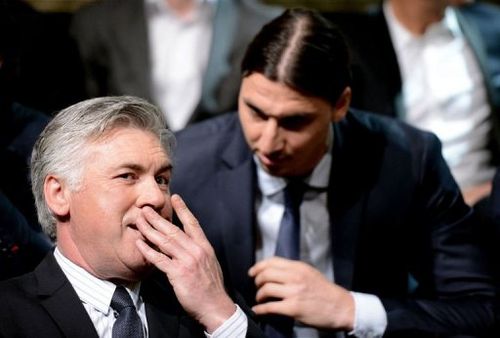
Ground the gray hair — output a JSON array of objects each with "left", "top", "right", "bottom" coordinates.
[{"left": 31, "top": 96, "right": 174, "bottom": 240}]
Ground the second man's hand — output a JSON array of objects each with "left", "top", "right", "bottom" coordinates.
[{"left": 249, "top": 257, "right": 355, "bottom": 331}]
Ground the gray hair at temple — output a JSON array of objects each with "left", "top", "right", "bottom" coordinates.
[{"left": 30, "top": 96, "right": 174, "bottom": 239}]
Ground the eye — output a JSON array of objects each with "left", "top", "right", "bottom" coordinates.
[
  {"left": 280, "top": 115, "right": 310, "bottom": 130},
  {"left": 117, "top": 173, "right": 137, "bottom": 181},
  {"left": 155, "top": 175, "right": 170, "bottom": 188}
]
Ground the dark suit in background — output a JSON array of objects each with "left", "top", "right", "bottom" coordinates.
[
  {"left": 0, "top": 99, "right": 52, "bottom": 280},
  {"left": 171, "top": 111, "right": 495, "bottom": 337},
  {"left": 0, "top": 252, "right": 263, "bottom": 338},
  {"left": 70, "top": 0, "right": 282, "bottom": 126}
]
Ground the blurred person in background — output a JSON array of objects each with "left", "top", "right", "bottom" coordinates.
[
  {"left": 71, "top": 0, "right": 282, "bottom": 131},
  {"left": 326, "top": 0, "right": 500, "bottom": 206}
]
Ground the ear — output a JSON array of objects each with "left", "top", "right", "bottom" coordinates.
[
  {"left": 330, "top": 86, "right": 352, "bottom": 122},
  {"left": 44, "top": 175, "right": 70, "bottom": 219}
]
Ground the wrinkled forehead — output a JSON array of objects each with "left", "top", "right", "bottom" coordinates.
[{"left": 87, "top": 125, "right": 173, "bottom": 157}]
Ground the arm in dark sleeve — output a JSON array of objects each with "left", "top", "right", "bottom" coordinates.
[{"left": 382, "top": 134, "right": 495, "bottom": 337}]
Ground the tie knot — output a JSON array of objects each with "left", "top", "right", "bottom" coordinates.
[{"left": 111, "top": 286, "right": 135, "bottom": 313}]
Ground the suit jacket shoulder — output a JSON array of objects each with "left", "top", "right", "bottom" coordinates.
[{"left": 0, "top": 253, "right": 99, "bottom": 337}]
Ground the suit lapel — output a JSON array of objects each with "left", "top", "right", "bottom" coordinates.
[
  {"left": 142, "top": 275, "right": 182, "bottom": 338},
  {"left": 199, "top": 0, "right": 239, "bottom": 113},
  {"left": 328, "top": 113, "right": 385, "bottom": 290},
  {"left": 35, "top": 253, "right": 99, "bottom": 338},
  {"left": 216, "top": 119, "right": 257, "bottom": 301}
]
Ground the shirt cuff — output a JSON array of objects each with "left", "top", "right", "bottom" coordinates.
[
  {"left": 204, "top": 304, "right": 248, "bottom": 338},
  {"left": 348, "top": 292, "right": 387, "bottom": 338}
]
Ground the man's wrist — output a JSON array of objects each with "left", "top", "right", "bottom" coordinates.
[
  {"left": 204, "top": 304, "right": 248, "bottom": 338},
  {"left": 348, "top": 292, "right": 387, "bottom": 338},
  {"left": 200, "top": 297, "right": 237, "bottom": 334}
]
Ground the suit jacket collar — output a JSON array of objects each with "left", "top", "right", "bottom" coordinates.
[
  {"left": 328, "top": 111, "right": 386, "bottom": 289},
  {"left": 141, "top": 273, "right": 185, "bottom": 338},
  {"left": 216, "top": 116, "right": 257, "bottom": 301},
  {"left": 34, "top": 252, "right": 99, "bottom": 338},
  {"left": 35, "top": 253, "right": 188, "bottom": 338},
  {"left": 216, "top": 113, "right": 384, "bottom": 292}
]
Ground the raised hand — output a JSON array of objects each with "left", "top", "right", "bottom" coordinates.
[{"left": 135, "top": 194, "right": 235, "bottom": 333}]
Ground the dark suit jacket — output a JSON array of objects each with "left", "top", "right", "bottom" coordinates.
[
  {"left": 171, "top": 112, "right": 495, "bottom": 337},
  {"left": 0, "top": 252, "right": 264, "bottom": 337},
  {"left": 325, "top": 2, "right": 500, "bottom": 165},
  {"left": 70, "top": 0, "right": 282, "bottom": 125}
]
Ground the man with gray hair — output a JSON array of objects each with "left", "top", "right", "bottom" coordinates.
[{"left": 0, "top": 96, "right": 264, "bottom": 338}]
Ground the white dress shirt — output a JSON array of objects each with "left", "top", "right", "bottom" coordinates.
[
  {"left": 54, "top": 247, "right": 247, "bottom": 338},
  {"left": 145, "top": 0, "right": 216, "bottom": 131},
  {"left": 254, "top": 129, "right": 387, "bottom": 338},
  {"left": 384, "top": 1, "right": 495, "bottom": 189}
]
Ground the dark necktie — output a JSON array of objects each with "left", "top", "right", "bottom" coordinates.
[
  {"left": 265, "top": 180, "right": 306, "bottom": 338},
  {"left": 275, "top": 180, "right": 306, "bottom": 260},
  {"left": 111, "top": 286, "right": 144, "bottom": 338}
]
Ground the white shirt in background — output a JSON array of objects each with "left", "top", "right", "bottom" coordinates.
[
  {"left": 145, "top": 0, "right": 216, "bottom": 131},
  {"left": 384, "top": 1, "right": 495, "bottom": 189}
]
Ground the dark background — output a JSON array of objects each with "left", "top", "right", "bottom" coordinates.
[{"left": 25, "top": 0, "right": 500, "bottom": 13}]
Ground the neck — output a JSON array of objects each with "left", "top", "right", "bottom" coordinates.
[
  {"left": 165, "top": 0, "right": 197, "bottom": 18},
  {"left": 388, "top": 0, "right": 447, "bottom": 35}
]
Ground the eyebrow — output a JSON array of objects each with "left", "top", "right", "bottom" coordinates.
[
  {"left": 118, "top": 163, "right": 173, "bottom": 174},
  {"left": 245, "top": 100, "right": 267, "bottom": 117},
  {"left": 244, "top": 99, "right": 315, "bottom": 118}
]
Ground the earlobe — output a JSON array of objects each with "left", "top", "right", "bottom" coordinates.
[
  {"left": 331, "top": 86, "right": 352, "bottom": 122},
  {"left": 44, "top": 175, "right": 70, "bottom": 218}
]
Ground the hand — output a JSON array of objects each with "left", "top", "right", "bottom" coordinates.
[
  {"left": 135, "top": 194, "right": 235, "bottom": 333},
  {"left": 248, "top": 257, "right": 355, "bottom": 331}
]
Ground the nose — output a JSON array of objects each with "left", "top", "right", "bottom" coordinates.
[
  {"left": 258, "top": 119, "right": 283, "bottom": 155},
  {"left": 137, "top": 177, "right": 168, "bottom": 213}
]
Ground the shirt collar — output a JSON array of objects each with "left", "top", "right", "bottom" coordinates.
[
  {"left": 255, "top": 125, "right": 333, "bottom": 197},
  {"left": 54, "top": 247, "right": 142, "bottom": 315},
  {"left": 384, "top": 1, "right": 461, "bottom": 52}
]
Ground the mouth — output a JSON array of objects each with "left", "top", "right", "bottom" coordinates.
[{"left": 258, "top": 153, "right": 285, "bottom": 168}]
